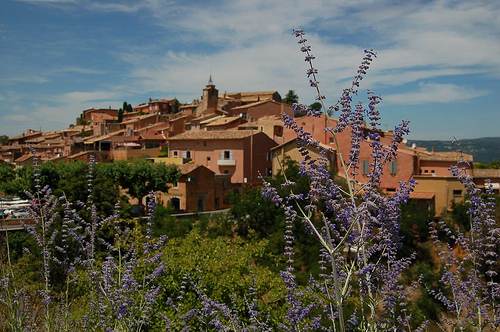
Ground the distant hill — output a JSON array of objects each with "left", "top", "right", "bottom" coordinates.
[{"left": 407, "top": 137, "right": 500, "bottom": 164}]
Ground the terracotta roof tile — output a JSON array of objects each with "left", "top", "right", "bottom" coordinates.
[
  {"left": 418, "top": 151, "right": 473, "bottom": 162},
  {"left": 168, "top": 130, "right": 256, "bottom": 140},
  {"left": 473, "top": 169, "right": 500, "bottom": 178},
  {"left": 205, "top": 116, "right": 242, "bottom": 127}
]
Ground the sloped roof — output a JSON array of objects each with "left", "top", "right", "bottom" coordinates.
[
  {"left": 225, "top": 91, "right": 279, "bottom": 102},
  {"left": 473, "top": 168, "right": 500, "bottom": 178},
  {"left": 418, "top": 151, "right": 473, "bottom": 162},
  {"left": 121, "top": 113, "right": 159, "bottom": 125},
  {"left": 271, "top": 137, "right": 335, "bottom": 152},
  {"left": 9, "top": 131, "right": 42, "bottom": 141},
  {"left": 67, "top": 151, "right": 93, "bottom": 159},
  {"left": 168, "top": 130, "right": 257, "bottom": 141},
  {"left": 231, "top": 99, "right": 280, "bottom": 110},
  {"left": 204, "top": 116, "right": 242, "bottom": 127},
  {"left": 25, "top": 137, "right": 46, "bottom": 143},
  {"left": 15, "top": 154, "right": 33, "bottom": 163},
  {"left": 84, "top": 129, "right": 126, "bottom": 144},
  {"left": 139, "top": 132, "right": 167, "bottom": 140},
  {"left": 238, "top": 115, "right": 283, "bottom": 129},
  {"left": 409, "top": 192, "right": 435, "bottom": 199}
]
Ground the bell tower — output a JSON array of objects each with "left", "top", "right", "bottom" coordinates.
[{"left": 202, "top": 75, "right": 218, "bottom": 113}]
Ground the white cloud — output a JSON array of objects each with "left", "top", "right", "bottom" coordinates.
[
  {"left": 2, "top": 75, "right": 50, "bottom": 84},
  {"left": 2, "top": 0, "right": 499, "bottom": 138},
  {"left": 3, "top": 114, "right": 33, "bottom": 122},
  {"left": 60, "top": 91, "right": 117, "bottom": 104},
  {"left": 383, "top": 82, "right": 488, "bottom": 105}
]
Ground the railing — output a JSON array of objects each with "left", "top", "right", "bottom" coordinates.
[
  {"left": 0, "top": 218, "right": 35, "bottom": 231},
  {"left": 217, "top": 159, "right": 236, "bottom": 166}
]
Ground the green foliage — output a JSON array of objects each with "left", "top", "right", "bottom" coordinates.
[
  {"left": 408, "top": 262, "right": 446, "bottom": 327},
  {"left": 0, "top": 135, "right": 9, "bottom": 145},
  {"left": 399, "top": 200, "right": 434, "bottom": 258},
  {"left": 451, "top": 199, "right": 471, "bottom": 231},
  {"left": 283, "top": 89, "right": 299, "bottom": 105},
  {"left": 155, "top": 230, "right": 286, "bottom": 329},
  {"left": 229, "top": 186, "right": 283, "bottom": 237},
  {"left": 99, "top": 159, "right": 181, "bottom": 215},
  {"left": 0, "top": 163, "right": 15, "bottom": 184},
  {"left": 474, "top": 161, "right": 500, "bottom": 169},
  {"left": 0, "top": 161, "right": 133, "bottom": 218},
  {"left": 118, "top": 108, "right": 124, "bottom": 122},
  {"left": 123, "top": 101, "right": 133, "bottom": 113},
  {"left": 152, "top": 204, "right": 194, "bottom": 238},
  {"left": 0, "top": 165, "right": 34, "bottom": 197},
  {"left": 156, "top": 147, "right": 169, "bottom": 157},
  {"left": 228, "top": 157, "right": 323, "bottom": 284},
  {"left": 309, "top": 101, "right": 322, "bottom": 112},
  {"left": 171, "top": 98, "right": 180, "bottom": 114}
]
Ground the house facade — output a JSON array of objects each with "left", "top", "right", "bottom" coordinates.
[
  {"left": 168, "top": 130, "right": 278, "bottom": 185},
  {"left": 158, "top": 164, "right": 218, "bottom": 212}
]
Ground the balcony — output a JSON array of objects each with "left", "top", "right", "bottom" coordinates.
[{"left": 217, "top": 159, "right": 236, "bottom": 166}]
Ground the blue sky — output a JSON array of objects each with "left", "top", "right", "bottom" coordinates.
[{"left": 0, "top": 0, "right": 499, "bottom": 140}]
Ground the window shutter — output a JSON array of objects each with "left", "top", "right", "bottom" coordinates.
[
  {"left": 362, "top": 160, "right": 369, "bottom": 175},
  {"left": 390, "top": 161, "right": 398, "bottom": 174}
]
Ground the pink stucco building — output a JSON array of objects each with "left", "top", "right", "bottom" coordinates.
[{"left": 168, "top": 130, "right": 278, "bottom": 185}]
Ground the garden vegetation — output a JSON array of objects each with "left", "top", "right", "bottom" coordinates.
[{"left": 1, "top": 29, "right": 499, "bottom": 331}]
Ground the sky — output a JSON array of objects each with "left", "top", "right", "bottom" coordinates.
[{"left": 0, "top": 0, "right": 499, "bottom": 140}]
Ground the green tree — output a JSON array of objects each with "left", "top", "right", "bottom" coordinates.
[
  {"left": 117, "top": 108, "right": 124, "bottom": 123},
  {"left": 489, "top": 161, "right": 500, "bottom": 169},
  {"left": 99, "top": 159, "right": 180, "bottom": 215},
  {"left": 0, "top": 163, "right": 15, "bottom": 185},
  {"left": 0, "top": 135, "right": 9, "bottom": 145},
  {"left": 283, "top": 90, "right": 299, "bottom": 105},
  {"left": 171, "top": 98, "right": 180, "bottom": 114},
  {"left": 0, "top": 165, "right": 34, "bottom": 197},
  {"left": 229, "top": 186, "right": 283, "bottom": 237},
  {"left": 309, "top": 101, "right": 322, "bottom": 112}
]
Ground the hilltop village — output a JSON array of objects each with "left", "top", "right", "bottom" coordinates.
[{"left": 1, "top": 78, "right": 499, "bottom": 216}]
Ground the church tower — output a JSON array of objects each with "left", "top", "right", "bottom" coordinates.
[{"left": 202, "top": 75, "right": 218, "bottom": 114}]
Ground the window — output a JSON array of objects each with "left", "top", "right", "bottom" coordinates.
[
  {"left": 389, "top": 161, "right": 397, "bottom": 175},
  {"left": 173, "top": 150, "right": 178, "bottom": 157},
  {"left": 197, "top": 198, "right": 204, "bottom": 212},
  {"left": 267, "top": 151, "right": 273, "bottom": 162},
  {"left": 221, "top": 151, "right": 233, "bottom": 160},
  {"left": 453, "top": 190, "right": 462, "bottom": 196},
  {"left": 361, "top": 160, "right": 369, "bottom": 175},
  {"left": 207, "top": 156, "right": 211, "bottom": 162},
  {"left": 170, "top": 197, "right": 180, "bottom": 210},
  {"left": 182, "top": 150, "right": 191, "bottom": 159},
  {"left": 260, "top": 126, "right": 264, "bottom": 132},
  {"left": 172, "top": 182, "right": 179, "bottom": 189},
  {"left": 266, "top": 167, "right": 272, "bottom": 176}
]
